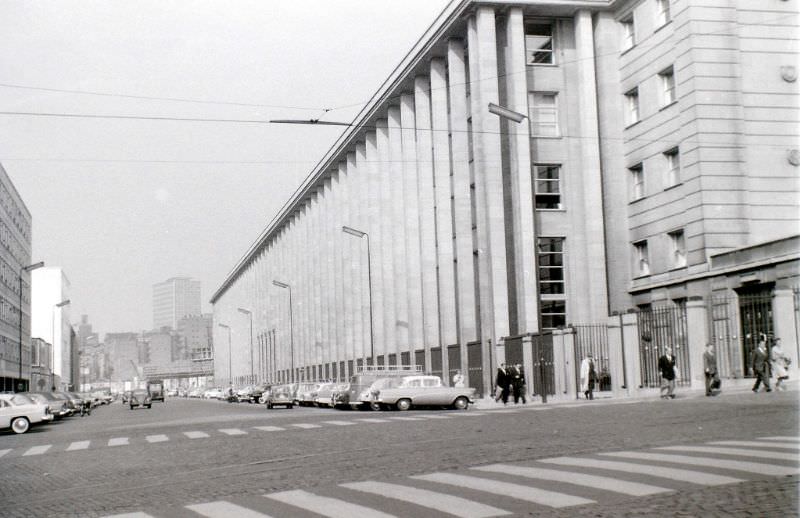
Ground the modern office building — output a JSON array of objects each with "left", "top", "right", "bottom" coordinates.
[
  {"left": 0, "top": 163, "right": 34, "bottom": 392},
  {"left": 211, "top": 0, "right": 799, "bottom": 394},
  {"left": 31, "top": 267, "right": 72, "bottom": 390},
  {"left": 178, "top": 314, "right": 213, "bottom": 361},
  {"left": 105, "top": 332, "right": 141, "bottom": 385},
  {"left": 153, "top": 277, "right": 202, "bottom": 330}
]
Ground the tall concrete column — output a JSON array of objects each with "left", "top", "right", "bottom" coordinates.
[
  {"left": 772, "top": 289, "right": 798, "bottom": 377},
  {"left": 503, "top": 8, "right": 538, "bottom": 333},
  {"left": 621, "top": 312, "right": 642, "bottom": 392},
  {"left": 413, "top": 76, "right": 440, "bottom": 370},
  {"left": 400, "top": 93, "right": 424, "bottom": 353},
  {"left": 447, "top": 38, "right": 478, "bottom": 383},
  {"left": 322, "top": 178, "right": 336, "bottom": 370},
  {"left": 355, "top": 142, "right": 370, "bottom": 361},
  {"left": 607, "top": 315, "right": 627, "bottom": 398},
  {"left": 332, "top": 168, "right": 346, "bottom": 378},
  {"left": 346, "top": 151, "right": 363, "bottom": 370},
  {"left": 338, "top": 161, "right": 355, "bottom": 372},
  {"left": 574, "top": 10, "right": 609, "bottom": 321},
  {"left": 310, "top": 194, "right": 324, "bottom": 369},
  {"left": 388, "top": 106, "right": 409, "bottom": 360},
  {"left": 375, "top": 119, "right": 397, "bottom": 359},
  {"left": 686, "top": 296, "right": 708, "bottom": 390},
  {"left": 430, "top": 58, "right": 458, "bottom": 351},
  {"left": 365, "top": 132, "right": 386, "bottom": 360}
]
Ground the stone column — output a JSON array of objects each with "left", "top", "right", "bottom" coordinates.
[
  {"left": 375, "top": 119, "right": 397, "bottom": 358},
  {"left": 388, "top": 106, "right": 409, "bottom": 361},
  {"left": 322, "top": 177, "right": 335, "bottom": 372},
  {"left": 347, "top": 151, "right": 363, "bottom": 371},
  {"left": 365, "top": 131, "right": 386, "bottom": 361},
  {"left": 621, "top": 312, "right": 641, "bottom": 392},
  {"left": 607, "top": 314, "right": 627, "bottom": 397},
  {"left": 311, "top": 193, "right": 324, "bottom": 370},
  {"left": 686, "top": 296, "right": 708, "bottom": 391},
  {"left": 559, "top": 328, "right": 577, "bottom": 400},
  {"left": 503, "top": 7, "right": 538, "bottom": 333},
  {"left": 772, "top": 289, "right": 798, "bottom": 376},
  {"left": 414, "top": 76, "right": 440, "bottom": 371},
  {"left": 338, "top": 160, "right": 354, "bottom": 374}
]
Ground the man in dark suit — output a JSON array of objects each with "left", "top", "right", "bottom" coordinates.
[
  {"left": 703, "top": 343, "right": 718, "bottom": 396},
  {"left": 509, "top": 363, "right": 527, "bottom": 404},
  {"left": 752, "top": 338, "right": 772, "bottom": 393},
  {"left": 658, "top": 347, "right": 677, "bottom": 399},
  {"left": 495, "top": 363, "right": 510, "bottom": 404}
]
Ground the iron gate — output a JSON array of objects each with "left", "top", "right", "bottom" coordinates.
[
  {"left": 573, "top": 324, "right": 611, "bottom": 395},
  {"left": 503, "top": 333, "right": 555, "bottom": 398},
  {"left": 467, "top": 341, "right": 484, "bottom": 396},
  {"left": 711, "top": 290, "right": 774, "bottom": 378},
  {"left": 636, "top": 305, "right": 690, "bottom": 387}
]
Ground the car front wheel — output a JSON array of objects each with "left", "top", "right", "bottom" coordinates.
[
  {"left": 11, "top": 416, "right": 30, "bottom": 434},
  {"left": 396, "top": 399, "right": 412, "bottom": 411},
  {"left": 452, "top": 396, "right": 469, "bottom": 410}
]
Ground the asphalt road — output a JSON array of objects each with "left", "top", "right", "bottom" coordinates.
[{"left": 0, "top": 390, "right": 797, "bottom": 517}]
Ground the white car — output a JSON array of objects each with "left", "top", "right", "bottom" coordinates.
[
  {"left": 0, "top": 393, "right": 52, "bottom": 434},
  {"left": 203, "top": 387, "right": 224, "bottom": 399}
]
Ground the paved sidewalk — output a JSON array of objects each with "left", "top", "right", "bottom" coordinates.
[{"left": 472, "top": 377, "right": 798, "bottom": 411}]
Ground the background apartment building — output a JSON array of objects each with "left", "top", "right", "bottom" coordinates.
[
  {"left": 153, "top": 277, "right": 201, "bottom": 330},
  {"left": 31, "top": 267, "right": 72, "bottom": 390},
  {"left": 211, "top": 0, "right": 799, "bottom": 395}
]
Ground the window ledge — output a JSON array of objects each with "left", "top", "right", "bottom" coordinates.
[
  {"left": 624, "top": 120, "right": 641, "bottom": 130},
  {"left": 659, "top": 100, "right": 678, "bottom": 112},
  {"left": 526, "top": 63, "right": 558, "bottom": 67},
  {"left": 629, "top": 196, "right": 647, "bottom": 204},
  {"left": 664, "top": 182, "right": 683, "bottom": 192},
  {"left": 530, "top": 135, "right": 563, "bottom": 140},
  {"left": 535, "top": 208, "right": 566, "bottom": 212},
  {"left": 654, "top": 19, "right": 673, "bottom": 34},
  {"left": 632, "top": 273, "right": 651, "bottom": 280},
  {"left": 620, "top": 45, "right": 636, "bottom": 57},
  {"left": 668, "top": 265, "right": 688, "bottom": 272}
]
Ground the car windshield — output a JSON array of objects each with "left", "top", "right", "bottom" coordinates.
[
  {"left": 371, "top": 378, "right": 400, "bottom": 390},
  {"left": 31, "top": 392, "right": 58, "bottom": 401},
  {"left": 10, "top": 394, "right": 34, "bottom": 405},
  {"left": 132, "top": 390, "right": 148, "bottom": 396}
]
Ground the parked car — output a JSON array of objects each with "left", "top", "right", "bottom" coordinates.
[
  {"left": 121, "top": 390, "right": 133, "bottom": 404},
  {"left": 371, "top": 375, "right": 475, "bottom": 410},
  {"left": 236, "top": 385, "right": 254, "bottom": 402},
  {"left": 249, "top": 383, "right": 269, "bottom": 403},
  {"left": 263, "top": 384, "right": 294, "bottom": 409},
  {"left": 316, "top": 382, "right": 348, "bottom": 408},
  {"left": 0, "top": 393, "right": 52, "bottom": 434},
  {"left": 203, "top": 387, "right": 224, "bottom": 400},
  {"left": 91, "top": 391, "right": 114, "bottom": 404},
  {"left": 187, "top": 387, "right": 203, "bottom": 398},
  {"left": 335, "top": 369, "right": 423, "bottom": 410},
  {"left": 26, "top": 392, "right": 71, "bottom": 418},
  {"left": 297, "top": 382, "right": 322, "bottom": 406},
  {"left": 129, "top": 389, "right": 152, "bottom": 409}
]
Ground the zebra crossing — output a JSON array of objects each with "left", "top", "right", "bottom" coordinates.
[
  {"left": 0, "top": 410, "right": 517, "bottom": 460},
  {"left": 101, "top": 436, "right": 799, "bottom": 518}
]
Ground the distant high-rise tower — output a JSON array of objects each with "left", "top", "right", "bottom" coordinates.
[{"left": 152, "top": 277, "right": 201, "bottom": 330}]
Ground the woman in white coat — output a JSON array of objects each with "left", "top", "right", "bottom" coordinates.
[{"left": 579, "top": 353, "right": 596, "bottom": 400}]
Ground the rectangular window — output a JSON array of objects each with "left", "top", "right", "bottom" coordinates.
[
  {"left": 525, "top": 22, "right": 554, "bottom": 65},
  {"left": 538, "top": 237, "right": 566, "bottom": 330},
  {"left": 669, "top": 229, "right": 687, "bottom": 268},
  {"left": 660, "top": 67, "right": 676, "bottom": 106},
  {"left": 621, "top": 16, "right": 635, "bottom": 50},
  {"left": 664, "top": 147, "right": 680, "bottom": 187},
  {"left": 634, "top": 240, "right": 650, "bottom": 276},
  {"left": 529, "top": 93, "right": 559, "bottom": 137},
  {"left": 630, "top": 163, "right": 644, "bottom": 200},
  {"left": 533, "top": 164, "right": 562, "bottom": 209},
  {"left": 656, "top": 0, "right": 671, "bottom": 26},
  {"left": 625, "top": 88, "right": 639, "bottom": 126},
  {"left": 540, "top": 300, "right": 566, "bottom": 330}
]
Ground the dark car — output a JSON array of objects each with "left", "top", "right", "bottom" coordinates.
[{"left": 129, "top": 389, "right": 152, "bottom": 410}]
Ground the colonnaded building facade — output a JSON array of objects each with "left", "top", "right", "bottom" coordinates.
[{"left": 211, "top": 0, "right": 799, "bottom": 397}]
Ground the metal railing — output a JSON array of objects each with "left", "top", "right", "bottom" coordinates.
[{"left": 636, "top": 305, "right": 690, "bottom": 387}]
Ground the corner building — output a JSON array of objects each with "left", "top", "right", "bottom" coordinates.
[{"left": 212, "top": 0, "right": 799, "bottom": 396}]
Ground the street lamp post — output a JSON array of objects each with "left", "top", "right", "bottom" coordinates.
[
  {"left": 272, "top": 280, "right": 294, "bottom": 381},
  {"left": 218, "top": 323, "right": 232, "bottom": 385},
  {"left": 17, "top": 261, "right": 44, "bottom": 392},
  {"left": 237, "top": 308, "right": 254, "bottom": 383},
  {"left": 51, "top": 299, "right": 70, "bottom": 390},
  {"left": 342, "top": 225, "right": 374, "bottom": 364}
]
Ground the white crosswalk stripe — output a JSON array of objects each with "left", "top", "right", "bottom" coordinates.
[
  {"left": 186, "top": 500, "right": 275, "bottom": 517},
  {"left": 389, "top": 416, "right": 424, "bottom": 421},
  {"left": 423, "top": 414, "right": 452, "bottom": 419},
  {"left": 710, "top": 440, "right": 800, "bottom": 450},
  {"left": 184, "top": 431, "right": 210, "bottom": 439},
  {"left": 322, "top": 420, "right": 355, "bottom": 426},
  {"left": 759, "top": 436, "right": 800, "bottom": 442},
  {"left": 0, "top": 448, "right": 10, "bottom": 458},
  {"left": 66, "top": 441, "right": 91, "bottom": 451},
  {"left": 411, "top": 472, "right": 594, "bottom": 508},
  {"left": 23, "top": 445, "right": 51, "bottom": 456},
  {"left": 474, "top": 464, "right": 671, "bottom": 496},
  {"left": 356, "top": 418, "right": 390, "bottom": 423},
  {"left": 219, "top": 428, "right": 247, "bottom": 436},
  {"left": 146, "top": 434, "right": 169, "bottom": 443},
  {"left": 341, "top": 480, "right": 511, "bottom": 518},
  {"left": 539, "top": 456, "right": 743, "bottom": 485},
  {"left": 657, "top": 445, "right": 796, "bottom": 460},
  {"left": 253, "top": 426, "right": 285, "bottom": 432},
  {"left": 266, "top": 489, "right": 397, "bottom": 518},
  {"left": 108, "top": 437, "right": 129, "bottom": 447},
  {"left": 452, "top": 412, "right": 485, "bottom": 416},
  {"left": 600, "top": 451, "right": 799, "bottom": 477},
  {"left": 291, "top": 423, "right": 321, "bottom": 429}
]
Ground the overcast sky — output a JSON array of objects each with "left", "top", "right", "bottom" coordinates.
[{"left": 1, "top": 0, "right": 451, "bottom": 337}]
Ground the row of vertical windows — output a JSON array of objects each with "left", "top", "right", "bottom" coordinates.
[
  {"left": 621, "top": 0, "right": 672, "bottom": 52},
  {"left": 538, "top": 237, "right": 566, "bottom": 330},
  {"left": 629, "top": 146, "right": 680, "bottom": 201},
  {"left": 624, "top": 67, "right": 676, "bottom": 126},
  {"left": 633, "top": 228, "right": 686, "bottom": 277}
]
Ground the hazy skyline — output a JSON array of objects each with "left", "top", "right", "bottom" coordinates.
[{"left": 1, "top": 0, "right": 451, "bottom": 336}]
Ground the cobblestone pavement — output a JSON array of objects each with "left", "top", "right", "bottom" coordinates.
[{"left": 0, "top": 389, "right": 797, "bottom": 517}]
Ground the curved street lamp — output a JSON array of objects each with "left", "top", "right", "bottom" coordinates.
[
  {"left": 17, "top": 261, "right": 44, "bottom": 392},
  {"left": 272, "top": 280, "right": 294, "bottom": 382},
  {"left": 342, "top": 225, "right": 374, "bottom": 364}
]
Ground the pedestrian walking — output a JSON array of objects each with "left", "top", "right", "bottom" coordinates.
[
  {"left": 703, "top": 343, "right": 719, "bottom": 396},
  {"left": 658, "top": 347, "right": 677, "bottom": 399},
  {"left": 770, "top": 338, "right": 790, "bottom": 391},
  {"left": 579, "top": 353, "right": 596, "bottom": 400},
  {"left": 494, "top": 363, "right": 510, "bottom": 404},
  {"left": 509, "top": 363, "right": 527, "bottom": 404},
  {"left": 452, "top": 370, "right": 465, "bottom": 388},
  {"left": 752, "top": 338, "right": 772, "bottom": 393}
]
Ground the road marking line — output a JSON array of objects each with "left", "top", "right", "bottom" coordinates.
[
  {"left": 759, "top": 436, "right": 800, "bottom": 442},
  {"left": 291, "top": 423, "right": 321, "bottom": 429},
  {"left": 356, "top": 418, "right": 391, "bottom": 423},
  {"left": 266, "top": 489, "right": 397, "bottom": 518},
  {"left": 23, "top": 445, "right": 52, "bottom": 456},
  {"left": 474, "top": 464, "right": 671, "bottom": 496},
  {"left": 600, "top": 451, "right": 798, "bottom": 477},
  {"left": 709, "top": 440, "right": 800, "bottom": 450},
  {"left": 184, "top": 431, "right": 210, "bottom": 439},
  {"left": 100, "top": 513, "right": 157, "bottom": 518},
  {"left": 451, "top": 412, "right": 486, "bottom": 416},
  {"left": 423, "top": 415, "right": 452, "bottom": 419},
  {"left": 341, "top": 480, "right": 511, "bottom": 518},
  {"left": 657, "top": 445, "right": 797, "bottom": 461},
  {"left": 219, "top": 428, "right": 247, "bottom": 435},
  {"left": 108, "top": 437, "right": 129, "bottom": 447},
  {"left": 411, "top": 473, "right": 594, "bottom": 508},
  {"left": 186, "top": 500, "right": 275, "bottom": 517},
  {"left": 254, "top": 426, "right": 285, "bottom": 432},
  {"left": 146, "top": 434, "right": 169, "bottom": 443},
  {"left": 0, "top": 449, "right": 10, "bottom": 458},
  {"left": 322, "top": 420, "right": 356, "bottom": 426},
  {"left": 539, "top": 457, "right": 742, "bottom": 486},
  {"left": 389, "top": 416, "right": 424, "bottom": 421},
  {"left": 66, "top": 441, "right": 91, "bottom": 451}
]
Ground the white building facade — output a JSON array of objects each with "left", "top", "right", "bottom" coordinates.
[{"left": 31, "top": 267, "right": 72, "bottom": 390}]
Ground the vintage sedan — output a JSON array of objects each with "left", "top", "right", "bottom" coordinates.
[
  {"left": 371, "top": 375, "right": 475, "bottom": 411},
  {"left": 0, "top": 393, "right": 52, "bottom": 434},
  {"left": 263, "top": 384, "right": 294, "bottom": 409},
  {"left": 128, "top": 389, "right": 152, "bottom": 410},
  {"left": 26, "top": 392, "right": 70, "bottom": 418}
]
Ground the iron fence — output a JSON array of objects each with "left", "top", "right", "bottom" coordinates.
[
  {"left": 636, "top": 305, "right": 690, "bottom": 387},
  {"left": 710, "top": 292, "right": 774, "bottom": 378},
  {"left": 573, "top": 324, "right": 611, "bottom": 396}
]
